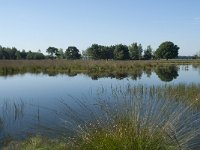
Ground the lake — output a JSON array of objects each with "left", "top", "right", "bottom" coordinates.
[{"left": 0, "top": 64, "right": 200, "bottom": 146}]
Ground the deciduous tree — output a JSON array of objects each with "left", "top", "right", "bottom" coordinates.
[
  {"left": 46, "top": 47, "right": 59, "bottom": 58},
  {"left": 155, "top": 41, "right": 179, "bottom": 60},
  {"left": 65, "top": 46, "right": 81, "bottom": 60},
  {"left": 113, "top": 44, "right": 129, "bottom": 60},
  {"left": 143, "top": 45, "right": 152, "bottom": 60}
]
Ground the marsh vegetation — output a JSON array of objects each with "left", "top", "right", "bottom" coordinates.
[
  {"left": 1, "top": 84, "right": 200, "bottom": 149},
  {"left": 1, "top": 61, "right": 200, "bottom": 149},
  {"left": 0, "top": 60, "right": 200, "bottom": 78}
]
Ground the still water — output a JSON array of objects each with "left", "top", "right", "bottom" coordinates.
[{"left": 0, "top": 65, "right": 200, "bottom": 144}]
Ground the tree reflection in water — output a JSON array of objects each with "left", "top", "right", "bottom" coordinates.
[{"left": 155, "top": 65, "right": 179, "bottom": 82}]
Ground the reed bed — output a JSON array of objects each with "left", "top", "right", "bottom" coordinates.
[{"left": 0, "top": 60, "right": 200, "bottom": 77}]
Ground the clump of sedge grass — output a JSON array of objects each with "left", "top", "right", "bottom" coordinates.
[{"left": 57, "top": 85, "right": 200, "bottom": 150}]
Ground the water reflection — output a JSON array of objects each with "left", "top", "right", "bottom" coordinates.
[
  {"left": 82, "top": 65, "right": 182, "bottom": 81},
  {"left": 0, "top": 65, "right": 180, "bottom": 82},
  {"left": 1, "top": 65, "right": 200, "bottom": 148},
  {"left": 2, "top": 64, "right": 200, "bottom": 82},
  {"left": 192, "top": 64, "right": 200, "bottom": 75},
  {"left": 130, "top": 70, "right": 143, "bottom": 80},
  {"left": 155, "top": 65, "right": 179, "bottom": 82}
]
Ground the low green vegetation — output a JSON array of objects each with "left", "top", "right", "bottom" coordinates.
[
  {"left": 5, "top": 136, "right": 68, "bottom": 150},
  {"left": 4, "top": 84, "right": 200, "bottom": 150}
]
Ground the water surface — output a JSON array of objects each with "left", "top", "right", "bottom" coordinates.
[{"left": 0, "top": 65, "right": 200, "bottom": 144}]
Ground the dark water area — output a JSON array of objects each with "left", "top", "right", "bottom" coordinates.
[{"left": 0, "top": 65, "right": 200, "bottom": 147}]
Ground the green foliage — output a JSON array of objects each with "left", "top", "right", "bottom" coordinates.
[
  {"left": 138, "top": 44, "right": 143, "bottom": 60},
  {"left": 0, "top": 41, "right": 182, "bottom": 61},
  {"left": 0, "top": 46, "right": 18, "bottom": 59},
  {"left": 20, "top": 50, "right": 27, "bottom": 59},
  {"left": 155, "top": 41, "right": 179, "bottom": 60},
  {"left": 86, "top": 44, "right": 102, "bottom": 59},
  {"left": 129, "top": 43, "right": 143, "bottom": 60},
  {"left": 26, "top": 51, "right": 33, "bottom": 60},
  {"left": 86, "top": 44, "right": 114, "bottom": 60},
  {"left": 57, "top": 49, "right": 65, "bottom": 59},
  {"left": 65, "top": 46, "right": 81, "bottom": 60},
  {"left": 35, "top": 52, "right": 45, "bottom": 60},
  {"left": 105, "top": 46, "right": 115, "bottom": 59},
  {"left": 113, "top": 44, "right": 129, "bottom": 60},
  {"left": 46, "top": 47, "right": 59, "bottom": 58},
  {"left": 86, "top": 44, "right": 129, "bottom": 60},
  {"left": 0, "top": 46, "right": 45, "bottom": 60},
  {"left": 193, "top": 50, "right": 200, "bottom": 59},
  {"left": 15, "top": 51, "right": 21, "bottom": 60},
  {"left": 143, "top": 45, "right": 152, "bottom": 60},
  {"left": 26, "top": 51, "right": 45, "bottom": 60}
]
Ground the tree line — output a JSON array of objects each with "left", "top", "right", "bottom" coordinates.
[
  {"left": 0, "top": 46, "right": 45, "bottom": 60},
  {"left": 0, "top": 41, "right": 180, "bottom": 60}
]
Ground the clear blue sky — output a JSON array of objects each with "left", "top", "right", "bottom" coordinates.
[{"left": 0, "top": 0, "right": 200, "bottom": 55}]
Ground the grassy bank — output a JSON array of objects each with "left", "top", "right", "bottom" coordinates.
[
  {"left": 4, "top": 84, "right": 200, "bottom": 150},
  {"left": 0, "top": 59, "right": 200, "bottom": 79}
]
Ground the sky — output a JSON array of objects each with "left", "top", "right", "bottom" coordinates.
[{"left": 0, "top": 0, "right": 200, "bottom": 55}]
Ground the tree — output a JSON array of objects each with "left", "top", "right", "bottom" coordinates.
[
  {"left": 0, "top": 46, "right": 18, "bottom": 59},
  {"left": 143, "top": 46, "right": 153, "bottom": 60},
  {"left": 138, "top": 44, "right": 143, "bottom": 60},
  {"left": 106, "top": 46, "right": 115, "bottom": 59},
  {"left": 33, "top": 52, "right": 45, "bottom": 59},
  {"left": 98, "top": 46, "right": 110, "bottom": 60},
  {"left": 129, "top": 43, "right": 138, "bottom": 60},
  {"left": 65, "top": 46, "right": 81, "bottom": 60},
  {"left": 0, "top": 45, "right": 45, "bottom": 60},
  {"left": 85, "top": 44, "right": 114, "bottom": 60},
  {"left": 113, "top": 44, "right": 129, "bottom": 60},
  {"left": 193, "top": 50, "right": 200, "bottom": 59},
  {"left": 1, "top": 48, "right": 9, "bottom": 59},
  {"left": 6, "top": 47, "right": 18, "bottom": 59},
  {"left": 57, "top": 48, "right": 65, "bottom": 59},
  {"left": 0, "top": 46, "right": 3, "bottom": 59},
  {"left": 26, "top": 51, "right": 34, "bottom": 60},
  {"left": 15, "top": 51, "right": 21, "bottom": 60},
  {"left": 46, "top": 47, "right": 58, "bottom": 58},
  {"left": 155, "top": 41, "right": 179, "bottom": 60},
  {"left": 129, "top": 43, "right": 143, "bottom": 60},
  {"left": 86, "top": 44, "right": 101, "bottom": 60},
  {"left": 26, "top": 51, "right": 45, "bottom": 60},
  {"left": 20, "top": 50, "right": 27, "bottom": 59},
  {"left": 82, "top": 50, "right": 88, "bottom": 60}
]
